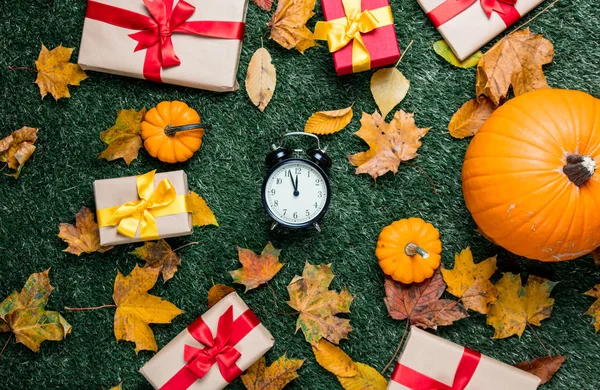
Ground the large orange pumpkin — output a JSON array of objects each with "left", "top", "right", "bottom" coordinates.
[{"left": 462, "top": 89, "right": 600, "bottom": 262}]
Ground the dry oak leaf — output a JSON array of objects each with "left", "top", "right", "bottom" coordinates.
[
  {"left": 476, "top": 28, "right": 554, "bottom": 106},
  {"left": 229, "top": 242, "right": 283, "bottom": 291},
  {"left": 487, "top": 273, "right": 556, "bottom": 339},
  {"left": 186, "top": 191, "right": 219, "bottom": 227},
  {"left": 384, "top": 269, "right": 468, "bottom": 329},
  {"left": 370, "top": 68, "right": 410, "bottom": 119},
  {"left": 514, "top": 356, "right": 566, "bottom": 385},
  {"left": 0, "top": 126, "right": 38, "bottom": 178},
  {"left": 58, "top": 206, "right": 113, "bottom": 255},
  {"left": 113, "top": 265, "right": 183, "bottom": 353},
  {"left": 241, "top": 354, "right": 304, "bottom": 390},
  {"left": 433, "top": 40, "right": 482, "bottom": 69},
  {"left": 0, "top": 269, "right": 71, "bottom": 352},
  {"left": 286, "top": 262, "right": 353, "bottom": 344},
  {"left": 98, "top": 108, "right": 146, "bottom": 166},
  {"left": 305, "top": 106, "right": 353, "bottom": 135},
  {"left": 132, "top": 240, "right": 180, "bottom": 283},
  {"left": 207, "top": 284, "right": 235, "bottom": 309},
  {"left": 448, "top": 96, "right": 495, "bottom": 139},
  {"left": 253, "top": 0, "right": 273, "bottom": 11},
  {"left": 348, "top": 111, "right": 429, "bottom": 180},
  {"left": 35, "top": 44, "right": 87, "bottom": 100},
  {"left": 441, "top": 247, "right": 498, "bottom": 314},
  {"left": 246, "top": 47, "right": 277, "bottom": 112},
  {"left": 267, "top": 0, "right": 317, "bottom": 53},
  {"left": 584, "top": 285, "right": 600, "bottom": 331}
]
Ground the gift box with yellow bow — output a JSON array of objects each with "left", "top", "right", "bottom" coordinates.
[
  {"left": 94, "top": 170, "right": 193, "bottom": 246},
  {"left": 314, "top": 0, "right": 400, "bottom": 75},
  {"left": 140, "top": 292, "right": 274, "bottom": 390}
]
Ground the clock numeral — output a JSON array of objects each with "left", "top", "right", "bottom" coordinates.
[
  {"left": 314, "top": 202, "right": 318, "bottom": 209},
  {"left": 318, "top": 191, "right": 323, "bottom": 198},
  {"left": 305, "top": 210, "right": 310, "bottom": 216},
  {"left": 276, "top": 178, "right": 282, "bottom": 184},
  {"left": 307, "top": 171, "right": 311, "bottom": 178},
  {"left": 283, "top": 209, "right": 287, "bottom": 215},
  {"left": 293, "top": 212, "right": 298, "bottom": 219},
  {"left": 295, "top": 167, "right": 302, "bottom": 174},
  {"left": 315, "top": 179, "right": 320, "bottom": 186},
  {"left": 270, "top": 189, "right": 276, "bottom": 195},
  {"left": 285, "top": 171, "right": 290, "bottom": 177},
  {"left": 273, "top": 200, "right": 278, "bottom": 207}
]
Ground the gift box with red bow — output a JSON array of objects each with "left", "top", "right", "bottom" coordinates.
[
  {"left": 78, "top": 0, "right": 248, "bottom": 91},
  {"left": 314, "top": 0, "right": 400, "bottom": 76},
  {"left": 387, "top": 327, "right": 541, "bottom": 390},
  {"left": 140, "top": 292, "right": 274, "bottom": 390},
  {"left": 417, "top": 0, "right": 544, "bottom": 61}
]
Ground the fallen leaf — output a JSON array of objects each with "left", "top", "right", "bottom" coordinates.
[
  {"left": 113, "top": 265, "right": 183, "bottom": 352},
  {"left": 448, "top": 97, "right": 495, "bottom": 139},
  {"left": 132, "top": 240, "right": 180, "bottom": 282},
  {"left": 592, "top": 248, "right": 600, "bottom": 267},
  {"left": 441, "top": 247, "right": 498, "bottom": 314},
  {"left": 347, "top": 111, "right": 430, "bottom": 180},
  {"left": 267, "top": 0, "right": 317, "bottom": 53},
  {"left": 584, "top": 285, "right": 600, "bottom": 332},
  {"left": 0, "top": 269, "right": 71, "bottom": 352},
  {"left": 35, "top": 44, "right": 87, "bottom": 100},
  {"left": 287, "top": 262, "right": 353, "bottom": 344},
  {"left": 98, "top": 108, "right": 146, "bottom": 166},
  {"left": 186, "top": 191, "right": 218, "bottom": 227},
  {"left": 108, "top": 383, "right": 122, "bottom": 390},
  {"left": 384, "top": 270, "right": 468, "bottom": 329},
  {"left": 337, "top": 363, "right": 387, "bottom": 390},
  {"left": 305, "top": 106, "right": 353, "bottom": 135},
  {"left": 252, "top": 0, "right": 272, "bottom": 11},
  {"left": 514, "top": 356, "right": 566, "bottom": 385},
  {"left": 476, "top": 28, "right": 554, "bottom": 106},
  {"left": 241, "top": 354, "right": 304, "bottom": 390},
  {"left": 246, "top": 48, "right": 277, "bottom": 112},
  {"left": 487, "top": 273, "right": 556, "bottom": 339},
  {"left": 312, "top": 339, "right": 358, "bottom": 377},
  {"left": 370, "top": 68, "right": 410, "bottom": 118},
  {"left": 229, "top": 242, "right": 283, "bottom": 291},
  {"left": 0, "top": 126, "right": 39, "bottom": 178},
  {"left": 58, "top": 206, "right": 113, "bottom": 255},
  {"left": 207, "top": 284, "right": 235, "bottom": 309},
  {"left": 433, "top": 40, "right": 482, "bottom": 69}
]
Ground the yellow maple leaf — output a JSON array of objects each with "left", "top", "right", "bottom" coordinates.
[
  {"left": 486, "top": 273, "right": 556, "bottom": 339},
  {"left": 304, "top": 106, "right": 353, "bottom": 135},
  {"left": 0, "top": 126, "right": 39, "bottom": 178},
  {"left": 132, "top": 239, "right": 181, "bottom": 282},
  {"left": 58, "top": 206, "right": 113, "bottom": 255},
  {"left": 98, "top": 108, "right": 146, "bottom": 166},
  {"left": 186, "top": 191, "right": 218, "bottom": 227},
  {"left": 347, "top": 111, "right": 429, "bottom": 180},
  {"left": 207, "top": 284, "right": 235, "bottom": 309},
  {"left": 441, "top": 247, "right": 498, "bottom": 314},
  {"left": 246, "top": 47, "right": 277, "bottom": 112},
  {"left": 267, "top": 0, "right": 317, "bottom": 53},
  {"left": 241, "top": 355, "right": 304, "bottom": 390},
  {"left": 229, "top": 242, "right": 283, "bottom": 291},
  {"left": 35, "top": 44, "right": 87, "bottom": 100},
  {"left": 312, "top": 339, "right": 358, "bottom": 378},
  {"left": 113, "top": 265, "right": 183, "bottom": 353},
  {"left": 584, "top": 285, "right": 600, "bottom": 332}
]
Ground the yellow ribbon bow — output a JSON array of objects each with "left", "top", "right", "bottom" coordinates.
[
  {"left": 97, "top": 170, "right": 188, "bottom": 240},
  {"left": 314, "top": 0, "right": 394, "bottom": 73}
]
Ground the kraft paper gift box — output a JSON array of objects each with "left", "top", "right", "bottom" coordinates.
[
  {"left": 78, "top": 0, "right": 248, "bottom": 92},
  {"left": 94, "top": 170, "right": 193, "bottom": 246},
  {"left": 416, "top": 0, "right": 544, "bottom": 61},
  {"left": 140, "top": 292, "right": 275, "bottom": 390},
  {"left": 387, "top": 327, "right": 541, "bottom": 390},
  {"left": 314, "top": 0, "right": 401, "bottom": 76}
]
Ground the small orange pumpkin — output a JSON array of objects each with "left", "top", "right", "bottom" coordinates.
[
  {"left": 376, "top": 218, "right": 442, "bottom": 284},
  {"left": 141, "top": 101, "right": 207, "bottom": 163},
  {"left": 462, "top": 89, "right": 600, "bottom": 262}
]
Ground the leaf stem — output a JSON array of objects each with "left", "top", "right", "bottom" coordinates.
[
  {"left": 0, "top": 333, "right": 12, "bottom": 358},
  {"left": 7, "top": 66, "right": 36, "bottom": 72},
  {"left": 267, "top": 282, "right": 279, "bottom": 309},
  {"left": 395, "top": 40, "right": 414, "bottom": 67},
  {"left": 64, "top": 304, "right": 116, "bottom": 311},
  {"left": 403, "top": 162, "right": 438, "bottom": 195},
  {"left": 173, "top": 241, "right": 200, "bottom": 252},
  {"left": 381, "top": 320, "right": 410, "bottom": 374},
  {"left": 527, "top": 323, "right": 551, "bottom": 357},
  {"left": 509, "top": 0, "right": 559, "bottom": 34},
  {"left": 276, "top": 311, "right": 299, "bottom": 316}
]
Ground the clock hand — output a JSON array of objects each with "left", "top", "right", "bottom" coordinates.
[
  {"left": 295, "top": 175, "right": 299, "bottom": 195},
  {"left": 289, "top": 170, "right": 299, "bottom": 196}
]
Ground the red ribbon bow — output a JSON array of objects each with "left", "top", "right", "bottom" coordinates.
[
  {"left": 427, "top": 0, "right": 520, "bottom": 28},
  {"left": 85, "top": 0, "right": 245, "bottom": 82}
]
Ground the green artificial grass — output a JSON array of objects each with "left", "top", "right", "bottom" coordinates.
[{"left": 1, "top": 0, "right": 599, "bottom": 389}]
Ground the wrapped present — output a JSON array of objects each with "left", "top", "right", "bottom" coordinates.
[
  {"left": 94, "top": 170, "right": 193, "bottom": 246},
  {"left": 416, "top": 0, "right": 544, "bottom": 61},
  {"left": 314, "top": 0, "right": 400, "bottom": 75},
  {"left": 140, "top": 292, "right": 275, "bottom": 390},
  {"left": 78, "top": 0, "right": 248, "bottom": 91},
  {"left": 387, "top": 327, "right": 541, "bottom": 390}
]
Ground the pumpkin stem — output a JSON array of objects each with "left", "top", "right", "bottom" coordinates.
[
  {"left": 164, "top": 123, "right": 211, "bottom": 137},
  {"left": 404, "top": 242, "right": 429, "bottom": 259},
  {"left": 563, "top": 154, "right": 596, "bottom": 187}
]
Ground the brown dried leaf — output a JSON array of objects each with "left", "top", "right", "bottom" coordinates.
[
  {"left": 252, "top": 0, "right": 273, "bottom": 11},
  {"left": 98, "top": 108, "right": 146, "bottom": 166},
  {"left": 0, "top": 126, "right": 39, "bottom": 178},
  {"left": 584, "top": 285, "right": 600, "bottom": 332},
  {"left": 267, "top": 0, "right": 317, "bottom": 53},
  {"left": 132, "top": 240, "right": 181, "bottom": 282},
  {"left": 241, "top": 354, "right": 304, "bottom": 390},
  {"left": 229, "top": 242, "right": 283, "bottom": 291},
  {"left": 207, "top": 284, "right": 235, "bottom": 308},
  {"left": 448, "top": 97, "right": 495, "bottom": 139},
  {"left": 592, "top": 247, "right": 600, "bottom": 267},
  {"left": 246, "top": 48, "right": 277, "bottom": 112},
  {"left": 514, "top": 356, "right": 566, "bottom": 385},
  {"left": 58, "top": 206, "right": 113, "bottom": 255},
  {"left": 35, "top": 44, "right": 87, "bottom": 100}
]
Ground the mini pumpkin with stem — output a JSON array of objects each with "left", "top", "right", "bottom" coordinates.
[
  {"left": 376, "top": 218, "right": 442, "bottom": 284},
  {"left": 141, "top": 101, "right": 210, "bottom": 163}
]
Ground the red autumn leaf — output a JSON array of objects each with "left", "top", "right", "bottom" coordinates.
[
  {"left": 514, "top": 356, "right": 566, "bottom": 384},
  {"left": 252, "top": 0, "right": 272, "bottom": 11}
]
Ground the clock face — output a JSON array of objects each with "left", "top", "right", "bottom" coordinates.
[{"left": 263, "top": 159, "right": 330, "bottom": 228}]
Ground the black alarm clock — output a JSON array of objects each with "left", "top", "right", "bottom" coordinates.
[{"left": 261, "top": 132, "right": 332, "bottom": 231}]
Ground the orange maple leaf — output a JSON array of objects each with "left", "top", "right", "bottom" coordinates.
[
  {"left": 132, "top": 240, "right": 181, "bottom": 283},
  {"left": 229, "top": 242, "right": 283, "bottom": 291},
  {"left": 267, "top": 0, "right": 317, "bottom": 53},
  {"left": 98, "top": 108, "right": 146, "bottom": 166},
  {"left": 35, "top": 44, "right": 87, "bottom": 100},
  {"left": 58, "top": 207, "right": 113, "bottom": 255}
]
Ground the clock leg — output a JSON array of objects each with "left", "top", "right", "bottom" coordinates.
[
  {"left": 313, "top": 222, "right": 321, "bottom": 232},
  {"left": 270, "top": 221, "right": 278, "bottom": 231}
]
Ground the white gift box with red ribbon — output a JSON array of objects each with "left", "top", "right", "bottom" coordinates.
[
  {"left": 140, "top": 292, "right": 274, "bottom": 390},
  {"left": 387, "top": 327, "right": 541, "bottom": 390},
  {"left": 416, "top": 0, "right": 545, "bottom": 60}
]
